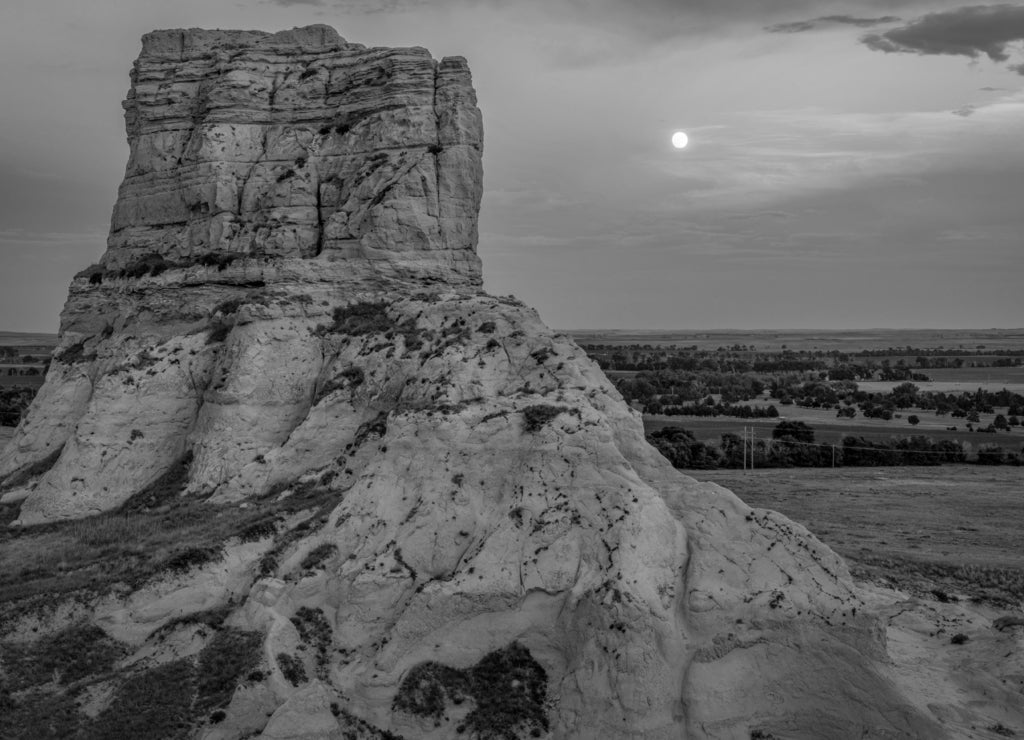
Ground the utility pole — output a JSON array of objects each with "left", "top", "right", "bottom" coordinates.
[
  {"left": 751, "top": 427, "right": 755, "bottom": 471},
  {"left": 832, "top": 444, "right": 836, "bottom": 468},
  {"left": 742, "top": 426, "right": 747, "bottom": 471}
]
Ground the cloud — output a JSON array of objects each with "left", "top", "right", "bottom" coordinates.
[
  {"left": 952, "top": 103, "right": 977, "bottom": 116},
  {"left": 766, "top": 15, "right": 901, "bottom": 33},
  {"left": 861, "top": 4, "right": 1024, "bottom": 67},
  {"left": 269, "top": 0, "right": 324, "bottom": 6},
  {"left": 1012, "top": 62, "right": 1024, "bottom": 74}
]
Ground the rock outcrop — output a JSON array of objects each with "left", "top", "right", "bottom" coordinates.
[{"left": 0, "top": 26, "right": 946, "bottom": 740}]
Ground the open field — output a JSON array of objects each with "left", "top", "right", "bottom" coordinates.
[
  {"left": 0, "top": 374, "right": 46, "bottom": 389},
  {"left": 569, "top": 328, "right": 1024, "bottom": 351},
  {"left": 645, "top": 414, "right": 1024, "bottom": 447},
  {"left": 0, "top": 331, "right": 57, "bottom": 346},
  {"left": 692, "top": 466, "right": 1024, "bottom": 601}
]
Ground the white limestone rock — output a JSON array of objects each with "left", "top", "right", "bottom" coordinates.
[{"left": 0, "top": 25, "right": 948, "bottom": 740}]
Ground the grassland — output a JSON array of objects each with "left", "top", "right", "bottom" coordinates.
[
  {"left": 568, "top": 328, "right": 1024, "bottom": 351},
  {"left": 694, "top": 466, "right": 1024, "bottom": 603}
]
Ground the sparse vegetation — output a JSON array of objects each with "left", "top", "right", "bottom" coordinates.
[
  {"left": 195, "top": 628, "right": 264, "bottom": 713},
  {"left": 290, "top": 606, "right": 333, "bottom": 676},
  {"left": 394, "top": 642, "right": 548, "bottom": 739},
  {"left": 300, "top": 542, "right": 337, "bottom": 571},
  {"left": 277, "top": 652, "right": 308, "bottom": 686},
  {"left": 522, "top": 404, "right": 569, "bottom": 432},
  {"left": 0, "top": 622, "right": 126, "bottom": 691}
]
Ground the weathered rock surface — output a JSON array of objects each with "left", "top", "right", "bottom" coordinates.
[{"left": 0, "top": 26, "right": 949, "bottom": 740}]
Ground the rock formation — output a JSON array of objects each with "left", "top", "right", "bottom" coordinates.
[{"left": 0, "top": 26, "right": 947, "bottom": 739}]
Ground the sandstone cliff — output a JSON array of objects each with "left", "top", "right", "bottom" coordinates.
[{"left": 0, "top": 26, "right": 946, "bottom": 740}]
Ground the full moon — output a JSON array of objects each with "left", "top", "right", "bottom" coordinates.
[{"left": 671, "top": 131, "right": 689, "bottom": 149}]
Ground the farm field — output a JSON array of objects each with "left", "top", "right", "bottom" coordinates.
[
  {"left": 569, "top": 328, "right": 1024, "bottom": 351},
  {"left": 0, "top": 331, "right": 57, "bottom": 348},
  {"left": 0, "top": 373, "right": 46, "bottom": 389},
  {"left": 644, "top": 412, "right": 1024, "bottom": 446},
  {"left": 691, "top": 466, "right": 1024, "bottom": 600}
]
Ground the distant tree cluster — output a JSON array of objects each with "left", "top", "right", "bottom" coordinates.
[
  {"left": 0, "top": 387, "right": 36, "bottom": 427},
  {"left": 647, "top": 421, "right": 1021, "bottom": 470}
]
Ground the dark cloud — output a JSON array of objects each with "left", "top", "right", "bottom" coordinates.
[
  {"left": 1011, "top": 63, "right": 1024, "bottom": 74},
  {"left": 862, "top": 4, "right": 1024, "bottom": 63},
  {"left": 270, "top": 0, "right": 324, "bottom": 6},
  {"left": 766, "top": 15, "right": 901, "bottom": 33},
  {"left": 952, "top": 104, "right": 977, "bottom": 116}
]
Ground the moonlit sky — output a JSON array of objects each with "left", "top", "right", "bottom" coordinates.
[{"left": 1, "top": 0, "right": 1023, "bottom": 332}]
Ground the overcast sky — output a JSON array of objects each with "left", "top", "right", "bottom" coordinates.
[{"left": 1, "top": 0, "right": 1022, "bottom": 332}]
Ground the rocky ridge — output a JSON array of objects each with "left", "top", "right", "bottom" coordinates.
[{"left": 0, "top": 26, "right": 947, "bottom": 740}]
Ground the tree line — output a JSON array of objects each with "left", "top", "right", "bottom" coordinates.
[{"left": 647, "top": 421, "right": 1022, "bottom": 470}]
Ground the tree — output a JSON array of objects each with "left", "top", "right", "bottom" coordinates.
[
  {"left": 907, "top": 415, "right": 920, "bottom": 426},
  {"left": 772, "top": 420, "right": 815, "bottom": 444},
  {"left": 994, "top": 414, "right": 1009, "bottom": 430},
  {"left": 966, "top": 410, "right": 981, "bottom": 423}
]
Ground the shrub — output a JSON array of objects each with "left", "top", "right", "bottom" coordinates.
[
  {"left": 324, "top": 301, "right": 392, "bottom": 335},
  {"left": 394, "top": 642, "right": 548, "bottom": 739},
  {"left": 212, "top": 297, "right": 245, "bottom": 316},
  {"left": 950, "top": 633, "right": 968, "bottom": 645},
  {"left": 0, "top": 622, "right": 126, "bottom": 691},
  {"left": 477, "top": 321, "right": 496, "bottom": 334},
  {"left": 300, "top": 543, "right": 337, "bottom": 571},
  {"left": 198, "top": 253, "right": 237, "bottom": 271},
  {"left": 290, "top": 607, "right": 333, "bottom": 676},
  {"left": 195, "top": 628, "right": 263, "bottom": 713},
  {"left": 54, "top": 340, "right": 94, "bottom": 364},
  {"left": 522, "top": 404, "right": 569, "bottom": 433},
  {"left": 206, "top": 321, "right": 232, "bottom": 345},
  {"left": 277, "top": 653, "right": 308, "bottom": 686},
  {"left": 91, "top": 658, "right": 196, "bottom": 740},
  {"left": 162, "top": 545, "right": 223, "bottom": 575}
]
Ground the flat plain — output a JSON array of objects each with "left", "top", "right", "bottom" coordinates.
[
  {"left": 693, "top": 465, "right": 1024, "bottom": 601},
  {"left": 568, "top": 328, "right": 1024, "bottom": 351}
]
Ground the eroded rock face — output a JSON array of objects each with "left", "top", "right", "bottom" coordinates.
[{"left": 0, "top": 26, "right": 945, "bottom": 740}]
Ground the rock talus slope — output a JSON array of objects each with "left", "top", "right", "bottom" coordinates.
[{"left": 0, "top": 26, "right": 946, "bottom": 739}]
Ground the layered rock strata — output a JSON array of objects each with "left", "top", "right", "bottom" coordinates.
[{"left": 0, "top": 26, "right": 945, "bottom": 739}]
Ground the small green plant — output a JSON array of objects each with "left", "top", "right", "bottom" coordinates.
[{"left": 950, "top": 633, "right": 968, "bottom": 644}]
